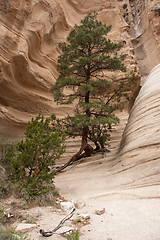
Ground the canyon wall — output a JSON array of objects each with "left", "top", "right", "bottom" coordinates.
[
  {"left": 118, "top": 0, "right": 160, "bottom": 83},
  {"left": 113, "top": 63, "right": 160, "bottom": 192},
  {"left": 0, "top": 0, "right": 160, "bottom": 140}
]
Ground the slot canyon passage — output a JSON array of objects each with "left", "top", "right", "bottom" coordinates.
[{"left": 1, "top": 0, "right": 160, "bottom": 239}]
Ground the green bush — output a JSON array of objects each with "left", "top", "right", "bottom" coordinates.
[
  {"left": 5, "top": 114, "right": 66, "bottom": 198},
  {"left": 66, "top": 230, "right": 80, "bottom": 240},
  {"left": 0, "top": 209, "right": 5, "bottom": 223},
  {"left": 0, "top": 127, "right": 13, "bottom": 198},
  {"left": 0, "top": 166, "right": 10, "bottom": 198},
  {"left": 0, "top": 228, "right": 29, "bottom": 240},
  {"left": 0, "top": 128, "right": 9, "bottom": 163}
]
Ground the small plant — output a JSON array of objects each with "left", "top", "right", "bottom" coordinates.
[
  {"left": 0, "top": 209, "right": 5, "bottom": 223},
  {"left": 0, "top": 179, "right": 9, "bottom": 197},
  {"left": 5, "top": 113, "right": 66, "bottom": 198},
  {"left": 76, "top": 217, "right": 82, "bottom": 223},
  {"left": 0, "top": 127, "right": 9, "bottom": 163},
  {"left": 0, "top": 228, "right": 30, "bottom": 240},
  {"left": 0, "top": 166, "right": 10, "bottom": 197},
  {"left": 0, "top": 127, "right": 11, "bottom": 198},
  {"left": 20, "top": 214, "right": 35, "bottom": 224},
  {"left": 66, "top": 230, "right": 80, "bottom": 240}
]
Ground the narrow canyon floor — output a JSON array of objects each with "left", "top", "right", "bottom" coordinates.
[
  {"left": 55, "top": 111, "right": 160, "bottom": 240},
  {"left": 5, "top": 111, "right": 160, "bottom": 240}
]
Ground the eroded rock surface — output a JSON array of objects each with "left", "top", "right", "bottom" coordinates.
[
  {"left": 118, "top": 0, "right": 160, "bottom": 83},
  {"left": 0, "top": 0, "right": 141, "bottom": 139},
  {"left": 117, "top": 63, "right": 160, "bottom": 190}
]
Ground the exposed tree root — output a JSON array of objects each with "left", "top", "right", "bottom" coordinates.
[
  {"left": 54, "top": 144, "right": 93, "bottom": 175},
  {"left": 54, "top": 144, "right": 110, "bottom": 175}
]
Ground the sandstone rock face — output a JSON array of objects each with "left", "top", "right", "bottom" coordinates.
[
  {"left": 118, "top": 0, "right": 160, "bottom": 83},
  {"left": 117, "top": 63, "right": 160, "bottom": 190},
  {"left": 0, "top": 0, "right": 136, "bottom": 140},
  {"left": 0, "top": 0, "right": 160, "bottom": 140}
]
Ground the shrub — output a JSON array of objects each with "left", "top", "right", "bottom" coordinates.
[
  {"left": 0, "top": 228, "right": 29, "bottom": 240},
  {"left": 5, "top": 114, "right": 66, "bottom": 198},
  {"left": 0, "top": 209, "right": 5, "bottom": 223},
  {"left": 0, "top": 128, "right": 9, "bottom": 163},
  {"left": 0, "top": 165, "right": 10, "bottom": 198},
  {"left": 66, "top": 230, "right": 80, "bottom": 240}
]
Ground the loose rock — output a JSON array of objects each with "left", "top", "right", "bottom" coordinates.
[
  {"left": 79, "top": 213, "right": 90, "bottom": 220},
  {"left": 60, "top": 202, "right": 75, "bottom": 212},
  {"left": 95, "top": 208, "right": 105, "bottom": 215},
  {"left": 16, "top": 223, "right": 37, "bottom": 232}
]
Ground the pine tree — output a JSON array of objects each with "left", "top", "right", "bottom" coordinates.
[{"left": 51, "top": 12, "right": 136, "bottom": 160}]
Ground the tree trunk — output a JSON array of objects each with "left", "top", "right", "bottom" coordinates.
[
  {"left": 54, "top": 90, "right": 94, "bottom": 175},
  {"left": 54, "top": 126, "right": 93, "bottom": 175},
  {"left": 82, "top": 126, "right": 93, "bottom": 156},
  {"left": 82, "top": 126, "right": 88, "bottom": 145},
  {"left": 94, "top": 141, "right": 100, "bottom": 151}
]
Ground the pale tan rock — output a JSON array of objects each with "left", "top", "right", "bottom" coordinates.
[
  {"left": 16, "top": 223, "right": 37, "bottom": 231},
  {"left": 95, "top": 208, "right": 105, "bottom": 215},
  {"left": 118, "top": 63, "right": 160, "bottom": 183}
]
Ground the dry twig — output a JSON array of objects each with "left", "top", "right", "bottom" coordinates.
[{"left": 39, "top": 208, "right": 76, "bottom": 237}]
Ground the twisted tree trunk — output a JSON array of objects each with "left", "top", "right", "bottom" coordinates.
[{"left": 54, "top": 142, "right": 93, "bottom": 175}]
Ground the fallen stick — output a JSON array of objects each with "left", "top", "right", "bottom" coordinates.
[{"left": 39, "top": 208, "right": 76, "bottom": 237}]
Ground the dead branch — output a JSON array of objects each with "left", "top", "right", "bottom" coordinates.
[
  {"left": 54, "top": 144, "right": 93, "bottom": 175},
  {"left": 39, "top": 208, "right": 76, "bottom": 237}
]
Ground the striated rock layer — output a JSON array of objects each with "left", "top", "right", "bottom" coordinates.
[
  {"left": 116, "top": 63, "right": 160, "bottom": 191},
  {"left": 0, "top": 0, "right": 160, "bottom": 141},
  {"left": 0, "top": 0, "right": 138, "bottom": 140}
]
